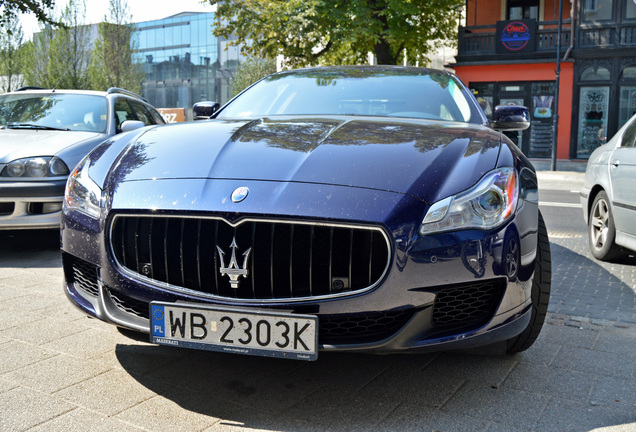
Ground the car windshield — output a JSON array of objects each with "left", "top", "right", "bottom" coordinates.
[
  {"left": 217, "top": 68, "right": 482, "bottom": 124},
  {"left": 0, "top": 93, "right": 108, "bottom": 133}
]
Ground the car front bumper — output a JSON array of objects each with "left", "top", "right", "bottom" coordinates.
[{"left": 0, "top": 180, "right": 66, "bottom": 229}]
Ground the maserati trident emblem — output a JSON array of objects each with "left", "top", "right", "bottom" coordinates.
[
  {"left": 217, "top": 237, "right": 252, "bottom": 289},
  {"left": 231, "top": 187, "right": 249, "bottom": 203}
]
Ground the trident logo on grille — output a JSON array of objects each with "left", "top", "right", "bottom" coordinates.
[{"left": 217, "top": 237, "right": 252, "bottom": 289}]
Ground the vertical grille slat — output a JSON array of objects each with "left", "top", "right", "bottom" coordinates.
[
  {"left": 134, "top": 218, "right": 141, "bottom": 274},
  {"left": 179, "top": 220, "right": 186, "bottom": 288},
  {"left": 196, "top": 219, "right": 202, "bottom": 290},
  {"left": 289, "top": 225, "right": 294, "bottom": 298},
  {"left": 148, "top": 219, "right": 154, "bottom": 279},
  {"left": 328, "top": 227, "right": 334, "bottom": 295},
  {"left": 270, "top": 224, "right": 275, "bottom": 298},
  {"left": 309, "top": 226, "right": 314, "bottom": 297},
  {"left": 111, "top": 216, "right": 390, "bottom": 301}
]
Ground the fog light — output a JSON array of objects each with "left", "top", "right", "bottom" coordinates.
[{"left": 42, "top": 202, "right": 63, "bottom": 214}]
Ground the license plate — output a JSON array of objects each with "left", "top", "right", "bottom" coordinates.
[{"left": 150, "top": 302, "right": 318, "bottom": 361}]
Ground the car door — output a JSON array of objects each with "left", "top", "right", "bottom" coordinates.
[{"left": 610, "top": 116, "right": 636, "bottom": 237}]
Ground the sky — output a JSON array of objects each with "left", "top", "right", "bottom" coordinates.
[{"left": 19, "top": 0, "right": 216, "bottom": 40}]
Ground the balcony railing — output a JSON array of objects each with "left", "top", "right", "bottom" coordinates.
[
  {"left": 459, "top": 20, "right": 636, "bottom": 58},
  {"left": 458, "top": 20, "right": 571, "bottom": 57}
]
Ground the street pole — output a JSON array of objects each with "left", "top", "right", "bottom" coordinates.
[{"left": 552, "top": 0, "right": 564, "bottom": 171}]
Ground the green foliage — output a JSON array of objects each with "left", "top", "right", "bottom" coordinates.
[
  {"left": 21, "top": 0, "right": 92, "bottom": 90},
  {"left": 22, "top": 24, "right": 55, "bottom": 88},
  {"left": 0, "top": 0, "right": 59, "bottom": 35},
  {"left": 230, "top": 57, "right": 277, "bottom": 97},
  {"left": 48, "top": 0, "right": 92, "bottom": 89},
  {"left": 208, "top": 0, "right": 463, "bottom": 67},
  {"left": 88, "top": 0, "right": 143, "bottom": 93},
  {"left": 0, "top": 18, "right": 25, "bottom": 92}
]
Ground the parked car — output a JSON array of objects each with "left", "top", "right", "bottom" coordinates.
[
  {"left": 581, "top": 113, "right": 636, "bottom": 260},
  {"left": 0, "top": 87, "right": 165, "bottom": 229},
  {"left": 62, "top": 66, "right": 550, "bottom": 361}
]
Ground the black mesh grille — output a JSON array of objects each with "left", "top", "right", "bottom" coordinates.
[
  {"left": 431, "top": 280, "right": 505, "bottom": 330},
  {"left": 69, "top": 256, "right": 99, "bottom": 297},
  {"left": 319, "top": 309, "right": 414, "bottom": 344},
  {"left": 109, "top": 290, "right": 149, "bottom": 319},
  {"left": 110, "top": 216, "right": 390, "bottom": 301}
]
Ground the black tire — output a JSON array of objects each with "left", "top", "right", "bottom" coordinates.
[
  {"left": 506, "top": 210, "right": 551, "bottom": 354},
  {"left": 588, "top": 191, "right": 624, "bottom": 261}
]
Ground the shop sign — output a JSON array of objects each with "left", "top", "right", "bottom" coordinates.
[
  {"left": 496, "top": 19, "right": 536, "bottom": 54},
  {"left": 158, "top": 108, "right": 186, "bottom": 123}
]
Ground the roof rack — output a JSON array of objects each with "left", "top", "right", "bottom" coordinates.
[
  {"left": 107, "top": 87, "right": 149, "bottom": 103},
  {"left": 15, "top": 86, "right": 46, "bottom": 91}
]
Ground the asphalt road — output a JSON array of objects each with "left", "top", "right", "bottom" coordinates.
[{"left": 0, "top": 171, "right": 634, "bottom": 431}]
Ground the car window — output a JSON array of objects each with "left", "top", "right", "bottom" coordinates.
[
  {"left": 0, "top": 93, "right": 108, "bottom": 133},
  {"left": 130, "top": 101, "right": 156, "bottom": 126},
  {"left": 216, "top": 69, "right": 482, "bottom": 124},
  {"left": 620, "top": 118, "right": 636, "bottom": 147},
  {"left": 114, "top": 99, "right": 137, "bottom": 132}
]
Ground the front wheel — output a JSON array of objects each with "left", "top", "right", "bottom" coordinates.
[
  {"left": 588, "top": 191, "right": 624, "bottom": 261},
  {"left": 506, "top": 210, "right": 551, "bottom": 354}
]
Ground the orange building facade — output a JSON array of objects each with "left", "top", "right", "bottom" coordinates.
[{"left": 453, "top": 0, "right": 636, "bottom": 162}]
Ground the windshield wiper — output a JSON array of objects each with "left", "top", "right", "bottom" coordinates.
[{"left": 2, "top": 123, "right": 70, "bottom": 131}]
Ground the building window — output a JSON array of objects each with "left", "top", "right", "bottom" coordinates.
[
  {"left": 583, "top": 0, "right": 613, "bottom": 22},
  {"left": 626, "top": 0, "right": 636, "bottom": 20},
  {"left": 619, "top": 66, "right": 636, "bottom": 128},
  {"left": 581, "top": 66, "right": 611, "bottom": 81},
  {"left": 577, "top": 86, "right": 610, "bottom": 157},
  {"left": 507, "top": 0, "right": 539, "bottom": 20}
]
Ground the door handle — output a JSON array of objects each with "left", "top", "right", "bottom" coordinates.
[{"left": 611, "top": 159, "right": 620, "bottom": 167}]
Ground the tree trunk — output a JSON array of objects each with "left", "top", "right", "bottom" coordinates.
[{"left": 374, "top": 39, "right": 398, "bottom": 64}]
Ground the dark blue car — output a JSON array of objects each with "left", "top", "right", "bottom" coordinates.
[{"left": 61, "top": 66, "right": 549, "bottom": 361}]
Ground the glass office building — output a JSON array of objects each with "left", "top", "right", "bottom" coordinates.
[{"left": 135, "top": 12, "right": 240, "bottom": 109}]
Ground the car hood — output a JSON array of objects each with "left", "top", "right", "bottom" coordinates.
[
  {"left": 0, "top": 129, "right": 105, "bottom": 162},
  {"left": 107, "top": 117, "right": 502, "bottom": 203}
]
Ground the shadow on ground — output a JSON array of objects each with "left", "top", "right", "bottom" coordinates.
[{"left": 0, "top": 229, "right": 61, "bottom": 268}]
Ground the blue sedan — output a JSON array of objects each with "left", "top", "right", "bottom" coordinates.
[{"left": 61, "top": 66, "right": 550, "bottom": 361}]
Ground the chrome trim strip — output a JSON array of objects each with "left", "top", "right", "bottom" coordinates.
[{"left": 108, "top": 213, "right": 393, "bottom": 304}]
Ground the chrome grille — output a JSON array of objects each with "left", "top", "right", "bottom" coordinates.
[{"left": 110, "top": 215, "right": 390, "bottom": 301}]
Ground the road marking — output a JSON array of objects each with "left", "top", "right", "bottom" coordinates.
[{"left": 539, "top": 202, "right": 581, "bottom": 208}]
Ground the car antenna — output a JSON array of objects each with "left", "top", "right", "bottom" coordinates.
[{"left": 52, "top": 70, "right": 68, "bottom": 92}]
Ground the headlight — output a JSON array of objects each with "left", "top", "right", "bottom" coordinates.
[
  {"left": 0, "top": 157, "right": 70, "bottom": 177},
  {"left": 419, "top": 167, "right": 518, "bottom": 235},
  {"left": 64, "top": 157, "right": 102, "bottom": 219}
]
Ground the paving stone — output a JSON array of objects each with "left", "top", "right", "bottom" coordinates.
[
  {"left": 504, "top": 362, "right": 597, "bottom": 404},
  {"left": 378, "top": 405, "right": 488, "bottom": 431},
  {"left": 3, "top": 353, "right": 111, "bottom": 394},
  {"left": 441, "top": 381, "right": 548, "bottom": 429},
  {"left": 0, "top": 387, "right": 74, "bottom": 431},
  {"left": 534, "top": 398, "right": 636, "bottom": 432},
  {"left": 54, "top": 369, "right": 160, "bottom": 416},
  {"left": 29, "top": 407, "right": 145, "bottom": 432}
]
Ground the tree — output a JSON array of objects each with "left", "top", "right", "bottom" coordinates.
[
  {"left": 0, "top": 18, "right": 25, "bottom": 92},
  {"left": 208, "top": 0, "right": 463, "bottom": 67},
  {"left": 21, "top": 0, "right": 91, "bottom": 89},
  {"left": 89, "top": 0, "right": 143, "bottom": 93},
  {"left": 0, "top": 0, "right": 59, "bottom": 35},
  {"left": 48, "top": 0, "right": 92, "bottom": 89},
  {"left": 21, "top": 24, "right": 55, "bottom": 88},
  {"left": 230, "top": 57, "right": 277, "bottom": 97}
]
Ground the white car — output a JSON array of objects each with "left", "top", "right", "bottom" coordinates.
[
  {"left": 581, "top": 113, "right": 636, "bottom": 260},
  {"left": 0, "top": 87, "right": 165, "bottom": 229}
]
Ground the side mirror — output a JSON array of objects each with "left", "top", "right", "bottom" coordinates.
[
  {"left": 193, "top": 101, "right": 220, "bottom": 120},
  {"left": 491, "top": 105, "right": 530, "bottom": 131},
  {"left": 120, "top": 120, "right": 146, "bottom": 133}
]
